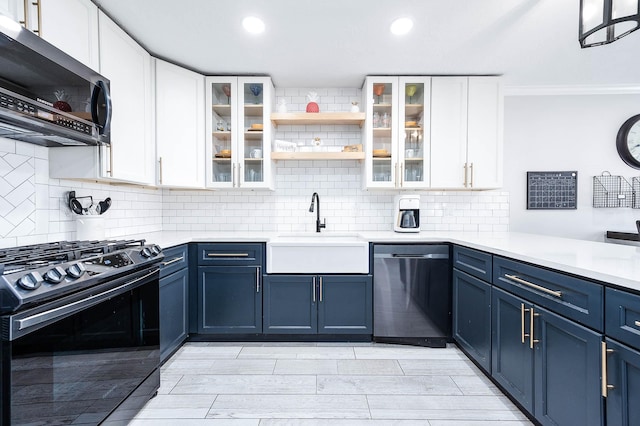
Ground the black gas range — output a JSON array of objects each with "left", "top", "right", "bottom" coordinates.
[
  {"left": 0, "top": 239, "right": 164, "bottom": 425},
  {"left": 0, "top": 239, "right": 163, "bottom": 314}
]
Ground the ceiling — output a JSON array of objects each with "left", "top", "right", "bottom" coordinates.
[{"left": 93, "top": 0, "right": 640, "bottom": 89}]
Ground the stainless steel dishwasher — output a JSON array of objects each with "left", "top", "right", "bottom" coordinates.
[{"left": 373, "top": 244, "right": 451, "bottom": 347}]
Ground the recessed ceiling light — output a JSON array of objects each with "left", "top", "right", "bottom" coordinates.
[
  {"left": 243, "top": 16, "right": 265, "bottom": 34},
  {"left": 390, "top": 17, "right": 413, "bottom": 35}
]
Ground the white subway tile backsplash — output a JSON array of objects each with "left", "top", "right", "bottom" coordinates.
[{"left": 0, "top": 86, "right": 509, "bottom": 245}]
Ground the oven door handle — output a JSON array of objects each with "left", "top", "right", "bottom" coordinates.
[{"left": 14, "top": 268, "right": 159, "bottom": 336}]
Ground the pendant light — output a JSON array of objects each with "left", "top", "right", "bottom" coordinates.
[{"left": 579, "top": 0, "right": 640, "bottom": 47}]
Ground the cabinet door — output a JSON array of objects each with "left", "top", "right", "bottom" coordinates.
[
  {"left": 39, "top": 0, "right": 99, "bottom": 70},
  {"left": 430, "top": 77, "right": 468, "bottom": 189},
  {"left": 0, "top": 1, "right": 20, "bottom": 22},
  {"left": 197, "top": 266, "right": 262, "bottom": 334},
  {"left": 533, "top": 306, "right": 602, "bottom": 426},
  {"left": 98, "top": 11, "right": 154, "bottom": 185},
  {"left": 159, "top": 268, "right": 188, "bottom": 362},
  {"left": 467, "top": 77, "right": 503, "bottom": 189},
  {"left": 206, "top": 76, "right": 237, "bottom": 188},
  {"left": 605, "top": 338, "right": 640, "bottom": 426},
  {"left": 155, "top": 59, "right": 205, "bottom": 188},
  {"left": 364, "top": 76, "right": 399, "bottom": 188},
  {"left": 398, "top": 77, "right": 430, "bottom": 188},
  {"left": 491, "top": 287, "right": 534, "bottom": 414},
  {"left": 318, "top": 275, "right": 372, "bottom": 334},
  {"left": 453, "top": 269, "right": 491, "bottom": 372},
  {"left": 237, "top": 77, "right": 274, "bottom": 189},
  {"left": 263, "top": 275, "right": 317, "bottom": 334}
]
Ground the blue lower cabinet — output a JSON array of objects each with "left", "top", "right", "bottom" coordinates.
[
  {"left": 197, "top": 266, "right": 262, "bottom": 334},
  {"left": 492, "top": 287, "right": 534, "bottom": 413},
  {"left": 492, "top": 287, "right": 603, "bottom": 425},
  {"left": 264, "top": 275, "right": 372, "bottom": 335},
  {"left": 263, "top": 275, "right": 317, "bottom": 334},
  {"left": 453, "top": 269, "right": 491, "bottom": 372},
  {"left": 318, "top": 275, "right": 372, "bottom": 334},
  {"left": 605, "top": 338, "right": 640, "bottom": 426},
  {"left": 533, "top": 306, "right": 602, "bottom": 426},
  {"left": 159, "top": 267, "right": 189, "bottom": 362}
]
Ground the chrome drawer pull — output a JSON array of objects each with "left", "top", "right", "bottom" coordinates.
[
  {"left": 635, "top": 320, "right": 640, "bottom": 327},
  {"left": 161, "top": 256, "right": 184, "bottom": 266},
  {"left": 207, "top": 253, "right": 249, "bottom": 257},
  {"left": 504, "top": 274, "right": 562, "bottom": 298}
]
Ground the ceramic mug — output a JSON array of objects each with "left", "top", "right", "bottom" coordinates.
[{"left": 250, "top": 148, "right": 262, "bottom": 159}]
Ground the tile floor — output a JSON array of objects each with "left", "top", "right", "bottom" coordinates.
[{"left": 131, "top": 342, "right": 532, "bottom": 425}]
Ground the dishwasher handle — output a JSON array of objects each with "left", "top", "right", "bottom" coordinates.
[{"left": 375, "top": 253, "right": 449, "bottom": 260}]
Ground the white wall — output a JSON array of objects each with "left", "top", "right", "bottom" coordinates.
[
  {"left": 0, "top": 138, "right": 162, "bottom": 248},
  {"left": 504, "top": 93, "right": 640, "bottom": 241}
]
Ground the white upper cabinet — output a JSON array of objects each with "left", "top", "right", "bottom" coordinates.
[
  {"left": 98, "top": 11, "right": 155, "bottom": 185},
  {"left": 467, "top": 77, "right": 504, "bottom": 189},
  {"left": 430, "top": 77, "right": 469, "bottom": 189},
  {"left": 0, "top": 0, "right": 20, "bottom": 22},
  {"left": 430, "top": 76, "right": 503, "bottom": 189},
  {"left": 206, "top": 76, "right": 274, "bottom": 190},
  {"left": 155, "top": 59, "right": 205, "bottom": 188},
  {"left": 39, "top": 0, "right": 100, "bottom": 70},
  {"left": 363, "top": 76, "right": 431, "bottom": 189}
]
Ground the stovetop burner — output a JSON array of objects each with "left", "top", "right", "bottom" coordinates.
[
  {"left": 0, "top": 239, "right": 163, "bottom": 314},
  {"left": 0, "top": 239, "right": 146, "bottom": 275}
]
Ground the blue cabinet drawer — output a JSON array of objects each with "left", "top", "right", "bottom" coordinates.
[
  {"left": 197, "top": 243, "right": 264, "bottom": 266},
  {"left": 493, "top": 256, "right": 603, "bottom": 331},
  {"left": 606, "top": 287, "right": 640, "bottom": 350},
  {"left": 160, "top": 244, "right": 188, "bottom": 278},
  {"left": 453, "top": 245, "right": 492, "bottom": 282}
]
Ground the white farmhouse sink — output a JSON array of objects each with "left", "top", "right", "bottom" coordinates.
[{"left": 266, "top": 233, "right": 369, "bottom": 274}]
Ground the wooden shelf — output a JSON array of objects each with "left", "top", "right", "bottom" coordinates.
[
  {"left": 271, "top": 151, "right": 365, "bottom": 161},
  {"left": 270, "top": 112, "right": 365, "bottom": 127},
  {"left": 244, "top": 104, "right": 263, "bottom": 116},
  {"left": 212, "top": 131, "right": 231, "bottom": 140},
  {"left": 212, "top": 104, "right": 231, "bottom": 116},
  {"left": 405, "top": 104, "right": 424, "bottom": 117},
  {"left": 244, "top": 131, "right": 263, "bottom": 140}
]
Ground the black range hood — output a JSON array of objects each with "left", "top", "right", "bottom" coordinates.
[{"left": 0, "top": 16, "right": 111, "bottom": 147}]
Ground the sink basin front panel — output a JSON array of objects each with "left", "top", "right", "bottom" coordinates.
[{"left": 267, "top": 241, "right": 370, "bottom": 274}]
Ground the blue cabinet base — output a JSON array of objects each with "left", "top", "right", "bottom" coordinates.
[{"left": 188, "top": 334, "right": 372, "bottom": 343}]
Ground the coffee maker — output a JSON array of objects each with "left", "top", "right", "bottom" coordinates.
[{"left": 394, "top": 194, "right": 420, "bottom": 233}]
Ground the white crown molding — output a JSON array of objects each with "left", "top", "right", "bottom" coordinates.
[{"left": 504, "top": 85, "right": 640, "bottom": 96}]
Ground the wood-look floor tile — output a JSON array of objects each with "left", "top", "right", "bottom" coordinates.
[
  {"left": 171, "top": 374, "right": 317, "bottom": 395},
  {"left": 366, "top": 394, "right": 518, "bottom": 411},
  {"left": 175, "top": 345, "right": 243, "bottom": 359},
  {"left": 259, "top": 420, "right": 430, "bottom": 425},
  {"left": 450, "top": 375, "right": 503, "bottom": 395},
  {"left": 157, "top": 373, "right": 183, "bottom": 394},
  {"left": 130, "top": 419, "right": 259, "bottom": 425},
  {"left": 238, "top": 346, "right": 356, "bottom": 359},
  {"left": 165, "top": 359, "right": 277, "bottom": 375},
  {"left": 141, "top": 394, "right": 216, "bottom": 409},
  {"left": 208, "top": 394, "right": 370, "bottom": 419},
  {"left": 399, "top": 359, "right": 480, "bottom": 376},
  {"left": 317, "top": 374, "right": 462, "bottom": 395},
  {"left": 354, "top": 346, "right": 465, "bottom": 360},
  {"left": 274, "top": 359, "right": 339, "bottom": 374},
  {"left": 336, "top": 359, "right": 403, "bottom": 375}
]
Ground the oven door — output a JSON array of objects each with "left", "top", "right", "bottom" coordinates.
[{"left": 1, "top": 266, "right": 160, "bottom": 425}]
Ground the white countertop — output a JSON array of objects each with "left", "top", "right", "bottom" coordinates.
[{"left": 130, "top": 230, "right": 640, "bottom": 293}]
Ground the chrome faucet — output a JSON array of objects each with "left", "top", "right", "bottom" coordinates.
[{"left": 308, "top": 192, "right": 326, "bottom": 233}]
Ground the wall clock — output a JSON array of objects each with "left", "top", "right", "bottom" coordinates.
[{"left": 616, "top": 114, "right": 640, "bottom": 169}]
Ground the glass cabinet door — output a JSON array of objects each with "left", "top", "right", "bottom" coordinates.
[
  {"left": 208, "top": 77, "right": 236, "bottom": 188},
  {"left": 365, "top": 77, "right": 398, "bottom": 188},
  {"left": 399, "top": 77, "right": 431, "bottom": 188},
  {"left": 238, "top": 77, "right": 273, "bottom": 189},
  {"left": 206, "top": 76, "right": 273, "bottom": 189}
]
